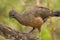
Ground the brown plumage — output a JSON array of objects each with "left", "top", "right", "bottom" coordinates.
[{"left": 9, "top": 6, "right": 60, "bottom": 32}]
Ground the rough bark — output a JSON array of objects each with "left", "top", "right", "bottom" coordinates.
[{"left": 0, "top": 24, "right": 40, "bottom": 40}]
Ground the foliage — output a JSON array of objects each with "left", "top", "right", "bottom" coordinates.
[{"left": 0, "top": 0, "right": 60, "bottom": 40}]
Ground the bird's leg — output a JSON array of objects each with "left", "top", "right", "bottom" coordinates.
[
  {"left": 29, "top": 28, "right": 35, "bottom": 33},
  {"left": 38, "top": 27, "right": 41, "bottom": 32}
]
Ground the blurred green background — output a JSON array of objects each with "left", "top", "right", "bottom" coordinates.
[{"left": 0, "top": 0, "right": 60, "bottom": 40}]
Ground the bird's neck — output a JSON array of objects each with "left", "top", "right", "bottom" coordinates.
[{"left": 14, "top": 13, "right": 23, "bottom": 23}]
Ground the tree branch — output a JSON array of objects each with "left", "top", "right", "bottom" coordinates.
[{"left": 0, "top": 24, "right": 40, "bottom": 40}]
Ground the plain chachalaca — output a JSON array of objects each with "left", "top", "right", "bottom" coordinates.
[{"left": 9, "top": 6, "right": 60, "bottom": 32}]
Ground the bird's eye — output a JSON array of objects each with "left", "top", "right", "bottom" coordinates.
[{"left": 9, "top": 12, "right": 15, "bottom": 18}]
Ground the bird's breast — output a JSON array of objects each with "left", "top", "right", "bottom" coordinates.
[{"left": 27, "top": 17, "right": 44, "bottom": 28}]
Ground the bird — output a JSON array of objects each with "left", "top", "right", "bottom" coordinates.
[{"left": 9, "top": 6, "right": 60, "bottom": 32}]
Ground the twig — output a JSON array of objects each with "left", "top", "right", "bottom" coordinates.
[{"left": 49, "top": 18, "right": 56, "bottom": 40}]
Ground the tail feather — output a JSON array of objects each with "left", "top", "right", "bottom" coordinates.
[{"left": 53, "top": 10, "right": 60, "bottom": 16}]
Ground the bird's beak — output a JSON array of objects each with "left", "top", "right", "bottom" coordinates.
[{"left": 9, "top": 15, "right": 13, "bottom": 19}]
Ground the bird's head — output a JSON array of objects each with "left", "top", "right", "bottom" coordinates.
[{"left": 9, "top": 10, "right": 16, "bottom": 18}]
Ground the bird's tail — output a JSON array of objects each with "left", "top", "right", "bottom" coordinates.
[{"left": 52, "top": 10, "right": 60, "bottom": 17}]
